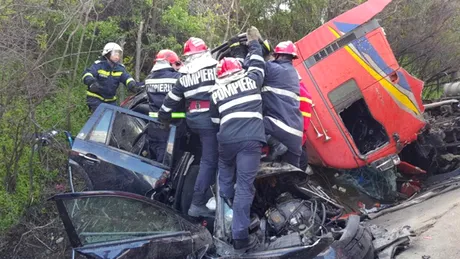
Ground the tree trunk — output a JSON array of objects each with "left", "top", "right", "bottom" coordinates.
[
  {"left": 135, "top": 21, "right": 144, "bottom": 82},
  {"left": 224, "top": 0, "right": 235, "bottom": 41}
]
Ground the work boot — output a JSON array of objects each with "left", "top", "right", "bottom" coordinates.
[
  {"left": 266, "top": 136, "right": 288, "bottom": 160},
  {"left": 188, "top": 204, "right": 215, "bottom": 218},
  {"left": 233, "top": 234, "right": 259, "bottom": 254}
]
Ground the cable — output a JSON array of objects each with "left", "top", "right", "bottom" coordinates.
[{"left": 320, "top": 202, "right": 326, "bottom": 229}]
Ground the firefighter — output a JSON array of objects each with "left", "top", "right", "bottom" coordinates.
[
  {"left": 145, "top": 49, "right": 184, "bottom": 162},
  {"left": 158, "top": 37, "right": 219, "bottom": 218},
  {"left": 82, "top": 42, "right": 138, "bottom": 112},
  {"left": 298, "top": 74, "right": 313, "bottom": 171},
  {"left": 209, "top": 26, "right": 265, "bottom": 253},
  {"left": 262, "top": 41, "right": 304, "bottom": 167}
]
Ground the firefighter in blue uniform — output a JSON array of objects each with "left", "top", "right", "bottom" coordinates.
[
  {"left": 261, "top": 41, "right": 303, "bottom": 167},
  {"left": 145, "top": 49, "right": 184, "bottom": 162},
  {"left": 82, "top": 42, "right": 138, "bottom": 112},
  {"left": 209, "top": 26, "right": 265, "bottom": 253},
  {"left": 158, "top": 37, "right": 218, "bottom": 218}
]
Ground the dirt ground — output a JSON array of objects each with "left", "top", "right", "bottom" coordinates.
[
  {"left": 0, "top": 173, "right": 78, "bottom": 259},
  {"left": 368, "top": 187, "right": 460, "bottom": 259}
]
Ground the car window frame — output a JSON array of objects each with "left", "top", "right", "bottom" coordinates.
[
  {"left": 106, "top": 110, "right": 148, "bottom": 152},
  {"left": 86, "top": 138, "right": 171, "bottom": 170},
  {"left": 80, "top": 104, "right": 176, "bottom": 169},
  {"left": 86, "top": 107, "right": 114, "bottom": 145},
  {"left": 51, "top": 191, "right": 197, "bottom": 248},
  {"left": 73, "top": 231, "right": 191, "bottom": 252}
]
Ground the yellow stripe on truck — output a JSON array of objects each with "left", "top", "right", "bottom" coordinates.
[{"left": 327, "top": 26, "right": 420, "bottom": 115}]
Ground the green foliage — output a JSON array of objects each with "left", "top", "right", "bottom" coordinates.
[
  {"left": 422, "top": 86, "right": 444, "bottom": 101},
  {"left": 0, "top": 77, "right": 88, "bottom": 231},
  {"left": 85, "top": 19, "right": 123, "bottom": 45},
  {"left": 162, "top": 0, "right": 204, "bottom": 36},
  {"left": 239, "top": 0, "right": 327, "bottom": 43}
]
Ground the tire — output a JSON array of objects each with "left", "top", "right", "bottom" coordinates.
[
  {"left": 179, "top": 165, "right": 214, "bottom": 214},
  {"left": 70, "top": 164, "right": 93, "bottom": 192},
  {"left": 180, "top": 165, "right": 200, "bottom": 214},
  {"left": 332, "top": 215, "right": 374, "bottom": 259}
]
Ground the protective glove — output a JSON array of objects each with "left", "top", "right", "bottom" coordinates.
[
  {"left": 246, "top": 26, "right": 262, "bottom": 42},
  {"left": 228, "top": 35, "right": 248, "bottom": 60},
  {"left": 89, "top": 82, "right": 104, "bottom": 94},
  {"left": 127, "top": 80, "right": 143, "bottom": 93}
]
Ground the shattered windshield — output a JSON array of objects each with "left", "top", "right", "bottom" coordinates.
[{"left": 63, "top": 196, "right": 183, "bottom": 245}]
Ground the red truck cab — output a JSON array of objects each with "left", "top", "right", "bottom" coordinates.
[{"left": 293, "top": 0, "right": 426, "bottom": 170}]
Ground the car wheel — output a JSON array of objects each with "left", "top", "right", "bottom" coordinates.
[
  {"left": 70, "top": 164, "right": 93, "bottom": 192},
  {"left": 331, "top": 215, "right": 374, "bottom": 259}
]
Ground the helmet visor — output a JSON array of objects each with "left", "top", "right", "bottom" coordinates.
[{"left": 110, "top": 50, "right": 123, "bottom": 63}]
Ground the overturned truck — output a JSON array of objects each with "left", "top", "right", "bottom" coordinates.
[
  {"left": 210, "top": 0, "right": 460, "bottom": 202},
  {"left": 275, "top": 0, "right": 455, "bottom": 177},
  {"left": 291, "top": 0, "right": 458, "bottom": 177}
]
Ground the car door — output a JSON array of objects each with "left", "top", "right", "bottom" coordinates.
[
  {"left": 70, "top": 104, "right": 176, "bottom": 196},
  {"left": 51, "top": 191, "right": 213, "bottom": 259}
]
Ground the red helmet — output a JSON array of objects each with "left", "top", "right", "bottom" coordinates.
[
  {"left": 183, "top": 37, "right": 208, "bottom": 56},
  {"left": 274, "top": 41, "right": 298, "bottom": 58},
  {"left": 217, "top": 58, "right": 243, "bottom": 78},
  {"left": 155, "top": 49, "right": 180, "bottom": 64}
]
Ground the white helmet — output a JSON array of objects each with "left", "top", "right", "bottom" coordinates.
[{"left": 102, "top": 42, "right": 123, "bottom": 56}]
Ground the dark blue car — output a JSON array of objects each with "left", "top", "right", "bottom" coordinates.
[{"left": 52, "top": 104, "right": 377, "bottom": 259}]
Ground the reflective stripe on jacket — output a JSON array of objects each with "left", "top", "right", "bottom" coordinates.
[
  {"left": 145, "top": 66, "right": 182, "bottom": 114},
  {"left": 209, "top": 40, "right": 266, "bottom": 144},
  {"left": 158, "top": 53, "right": 218, "bottom": 130},
  {"left": 82, "top": 58, "right": 136, "bottom": 100},
  {"left": 262, "top": 60, "right": 303, "bottom": 156}
]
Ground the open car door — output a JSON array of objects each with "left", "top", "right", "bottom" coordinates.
[{"left": 50, "top": 191, "right": 213, "bottom": 259}]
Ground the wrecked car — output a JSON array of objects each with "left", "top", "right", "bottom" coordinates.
[
  {"left": 51, "top": 190, "right": 376, "bottom": 259},
  {"left": 61, "top": 103, "right": 376, "bottom": 258}
]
